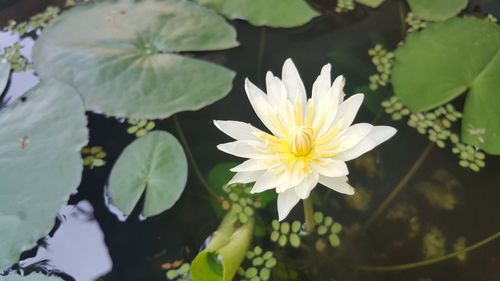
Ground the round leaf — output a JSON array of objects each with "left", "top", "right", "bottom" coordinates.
[
  {"left": 0, "top": 62, "right": 9, "bottom": 93},
  {"left": 0, "top": 273, "right": 64, "bottom": 281},
  {"left": 392, "top": 18, "right": 500, "bottom": 154},
  {"left": 108, "top": 131, "right": 188, "bottom": 218},
  {"left": 0, "top": 79, "right": 88, "bottom": 269},
  {"left": 407, "top": 0, "right": 468, "bottom": 21},
  {"left": 196, "top": 0, "right": 318, "bottom": 28},
  {"left": 33, "top": 0, "right": 238, "bottom": 119}
]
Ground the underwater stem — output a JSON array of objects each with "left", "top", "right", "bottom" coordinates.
[
  {"left": 363, "top": 142, "right": 434, "bottom": 229},
  {"left": 359, "top": 230, "right": 500, "bottom": 272},
  {"left": 303, "top": 197, "right": 315, "bottom": 233},
  {"left": 173, "top": 115, "right": 221, "bottom": 203}
]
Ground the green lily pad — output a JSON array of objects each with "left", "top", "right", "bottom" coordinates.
[
  {"left": 191, "top": 208, "right": 254, "bottom": 281},
  {"left": 392, "top": 18, "right": 500, "bottom": 154},
  {"left": 33, "top": 0, "right": 238, "bottom": 119},
  {"left": 0, "top": 62, "right": 9, "bottom": 93},
  {"left": 407, "top": 0, "right": 468, "bottom": 21},
  {"left": 355, "top": 0, "right": 385, "bottom": 8},
  {"left": 0, "top": 273, "right": 64, "bottom": 281},
  {"left": 108, "top": 131, "right": 187, "bottom": 218},
  {"left": 196, "top": 0, "right": 318, "bottom": 28},
  {"left": 0, "top": 79, "right": 88, "bottom": 269}
]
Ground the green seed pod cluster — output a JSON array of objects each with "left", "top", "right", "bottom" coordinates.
[
  {"left": 81, "top": 146, "right": 107, "bottom": 169},
  {"left": 238, "top": 246, "right": 277, "bottom": 281},
  {"left": 335, "top": 0, "right": 355, "bottom": 13},
  {"left": 368, "top": 44, "right": 394, "bottom": 90},
  {"left": 314, "top": 212, "right": 342, "bottom": 247},
  {"left": 485, "top": 14, "right": 498, "bottom": 23},
  {"left": 452, "top": 142, "right": 486, "bottom": 172},
  {"left": 127, "top": 118, "right": 156, "bottom": 137},
  {"left": 270, "top": 220, "right": 302, "bottom": 248},
  {"left": 166, "top": 263, "right": 191, "bottom": 281},
  {"left": 405, "top": 12, "right": 427, "bottom": 32},
  {"left": 381, "top": 96, "right": 411, "bottom": 121},
  {"left": 6, "top": 6, "right": 60, "bottom": 36},
  {"left": 0, "top": 43, "right": 31, "bottom": 72}
]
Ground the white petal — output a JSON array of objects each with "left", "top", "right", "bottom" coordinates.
[
  {"left": 294, "top": 173, "right": 319, "bottom": 199},
  {"left": 314, "top": 75, "right": 344, "bottom": 136},
  {"left": 311, "top": 63, "right": 331, "bottom": 101},
  {"left": 245, "top": 79, "right": 284, "bottom": 137},
  {"left": 231, "top": 159, "right": 269, "bottom": 172},
  {"left": 335, "top": 126, "right": 397, "bottom": 161},
  {"left": 281, "top": 58, "right": 306, "bottom": 105},
  {"left": 251, "top": 170, "right": 282, "bottom": 193},
  {"left": 217, "top": 141, "right": 271, "bottom": 159},
  {"left": 319, "top": 175, "right": 355, "bottom": 195},
  {"left": 213, "top": 120, "right": 259, "bottom": 141},
  {"left": 334, "top": 93, "right": 364, "bottom": 128},
  {"left": 277, "top": 188, "right": 301, "bottom": 221},
  {"left": 228, "top": 171, "right": 265, "bottom": 185},
  {"left": 265, "top": 71, "right": 287, "bottom": 108},
  {"left": 313, "top": 160, "right": 349, "bottom": 177},
  {"left": 337, "top": 123, "right": 373, "bottom": 152}
]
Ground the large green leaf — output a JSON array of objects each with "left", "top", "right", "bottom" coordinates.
[
  {"left": 0, "top": 79, "right": 88, "bottom": 269},
  {"left": 108, "top": 131, "right": 187, "bottom": 218},
  {"left": 191, "top": 208, "right": 254, "bottom": 281},
  {"left": 0, "top": 273, "right": 64, "bottom": 281},
  {"left": 407, "top": 0, "right": 468, "bottom": 21},
  {"left": 392, "top": 18, "right": 500, "bottom": 154},
  {"left": 33, "top": 0, "right": 238, "bottom": 119},
  {"left": 0, "top": 62, "right": 9, "bottom": 93},
  {"left": 195, "top": 0, "right": 318, "bottom": 28}
]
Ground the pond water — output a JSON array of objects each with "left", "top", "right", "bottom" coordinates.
[{"left": 1, "top": 0, "right": 500, "bottom": 281}]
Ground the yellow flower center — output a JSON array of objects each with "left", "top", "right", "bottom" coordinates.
[{"left": 289, "top": 126, "right": 314, "bottom": 156}]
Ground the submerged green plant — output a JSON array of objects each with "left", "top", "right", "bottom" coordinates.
[
  {"left": 368, "top": 44, "right": 394, "bottom": 90},
  {"left": 453, "top": 236, "right": 467, "bottom": 262},
  {"left": 127, "top": 118, "right": 156, "bottom": 137},
  {"left": 81, "top": 146, "right": 106, "bottom": 169},
  {"left": 237, "top": 246, "right": 277, "bottom": 281},
  {"left": 166, "top": 263, "right": 192, "bottom": 281},
  {"left": 270, "top": 220, "right": 302, "bottom": 248},
  {"left": 422, "top": 226, "right": 446, "bottom": 258}
]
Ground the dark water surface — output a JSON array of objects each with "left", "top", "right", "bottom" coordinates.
[{"left": 1, "top": 1, "right": 500, "bottom": 280}]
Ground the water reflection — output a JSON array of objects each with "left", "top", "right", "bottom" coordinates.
[{"left": 21, "top": 201, "right": 112, "bottom": 281}]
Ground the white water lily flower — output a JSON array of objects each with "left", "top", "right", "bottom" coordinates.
[{"left": 214, "top": 58, "right": 396, "bottom": 221}]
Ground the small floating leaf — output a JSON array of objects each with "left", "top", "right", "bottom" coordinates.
[
  {"left": 0, "top": 79, "right": 88, "bottom": 269},
  {"left": 196, "top": 0, "right": 318, "bottom": 28},
  {"left": 392, "top": 18, "right": 500, "bottom": 154},
  {"left": 407, "top": 0, "right": 468, "bottom": 21},
  {"left": 191, "top": 208, "right": 254, "bottom": 281},
  {"left": 33, "top": 0, "right": 238, "bottom": 119},
  {"left": 108, "top": 131, "right": 187, "bottom": 218}
]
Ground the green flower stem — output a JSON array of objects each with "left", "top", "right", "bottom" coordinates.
[
  {"left": 173, "top": 115, "right": 221, "bottom": 203},
  {"left": 303, "top": 197, "right": 315, "bottom": 233},
  {"left": 363, "top": 142, "right": 434, "bottom": 229},
  {"left": 360, "top": 230, "right": 500, "bottom": 272}
]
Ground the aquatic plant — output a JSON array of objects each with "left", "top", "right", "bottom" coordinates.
[
  {"left": 81, "top": 146, "right": 106, "bottom": 169},
  {"left": 270, "top": 220, "right": 302, "bottom": 248},
  {"left": 0, "top": 43, "right": 30, "bottom": 72},
  {"left": 214, "top": 58, "right": 396, "bottom": 226},
  {"left": 237, "top": 246, "right": 277, "bottom": 281},
  {"left": 126, "top": 118, "right": 156, "bottom": 138}
]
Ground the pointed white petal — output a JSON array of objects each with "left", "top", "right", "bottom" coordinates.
[
  {"left": 281, "top": 58, "right": 306, "bottom": 105},
  {"left": 277, "top": 188, "right": 301, "bottom": 221},
  {"left": 231, "top": 159, "right": 269, "bottom": 172},
  {"left": 217, "top": 141, "right": 271, "bottom": 159},
  {"left": 228, "top": 171, "right": 265, "bottom": 185},
  {"left": 335, "top": 126, "right": 397, "bottom": 161},
  {"left": 337, "top": 123, "right": 373, "bottom": 152},
  {"left": 265, "top": 71, "right": 287, "bottom": 107},
  {"left": 294, "top": 173, "right": 319, "bottom": 199},
  {"left": 334, "top": 94, "right": 364, "bottom": 128},
  {"left": 213, "top": 120, "right": 259, "bottom": 141},
  {"left": 245, "top": 79, "right": 285, "bottom": 137},
  {"left": 311, "top": 63, "right": 331, "bottom": 101},
  {"left": 313, "top": 160, "right": 349, "bottom": 177},
  {"left": 251, "top": 170, "right": 282, "bottom": 193},
  {"left": 319, "top": 175, "right": 355, "bottom": 195},
  {"left": 313, "top": 75, "right": 344, "bottom": 136}
]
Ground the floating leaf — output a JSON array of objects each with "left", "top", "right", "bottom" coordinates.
[
  {"left": 0, "top": 62, "right": 9, "bottom": 93},
  {"left": 0, "top": 79, "right": 88, "bottom": 269},
  {"left": 191, "top": 208, "right": 254, "bottom": 281},
  {"left": 407, "top": 0, "right": 468, "bottom": 21},
  {"left": 33, "top": 0, "right": 238, "bottom": 119},
  {"left": 392, "top": 18, "right": 500, "bottom": 154},
  {"left": 0, "top": 273, "right": 64, "bottom": 281},
  {"left": 108, "top": 131, "right": 187, "bottom": 218},
  {"left": 355, "top": 0, "right": 385, "bottom": 8},
  {"left": 195, "top": 0, "right": 318, "bottom": 28}
]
